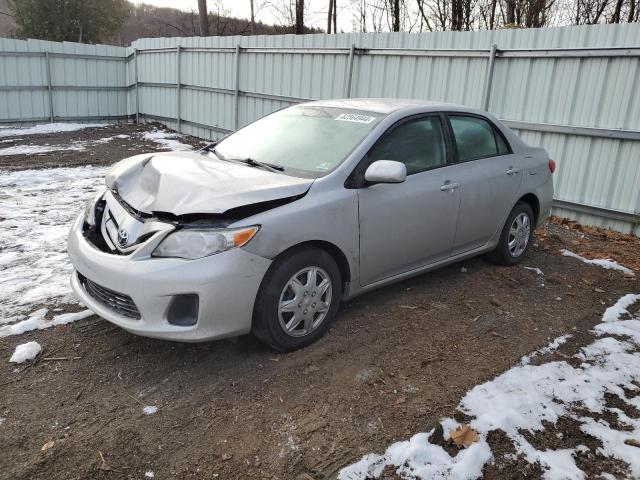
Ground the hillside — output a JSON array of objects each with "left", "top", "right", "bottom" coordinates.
[{"left": 0, "top": 1, "right": 318, "bottom": 45}]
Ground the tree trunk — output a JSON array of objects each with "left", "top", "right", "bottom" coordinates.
[
  {"left": 611, "top": 0, "right": 624, "bottom": 22},
  {"left": 506, "top": 0, "right": 516, "bottom": 23},
  {"left": 332, "top": 0, "right": 337, "bottom": 33},
  {"left": 295, "top": 0, "right": 304, "bottom": 34},
  {"left": 489, "top": 0, "right": 497, "bottom": 28},
  {"left": 198, "top": 0, "right": 209, "bottom": 36},
  {"left": 392, "top": 0, "right": 400, "bottom": 31},
  {"left": 250, "top": 0, "right": 255, "bottom": 35}
]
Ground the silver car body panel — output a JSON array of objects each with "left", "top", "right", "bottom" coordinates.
[
  {"left": 68, "top": 98, "right": 553, "bottom": 341},
  {"left": 68, "top": 213, "right": 271, "bottom": 341},
  {"left": 106, "top": 151, "right": 314, "bottom": 216}
]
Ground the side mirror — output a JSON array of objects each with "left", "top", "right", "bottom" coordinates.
[{"left": 364, "top": 160, "right": 407, "bottom": 184}]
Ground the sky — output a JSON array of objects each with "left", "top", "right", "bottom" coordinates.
[{"left": 129, "top": 0, "right": 359, "bottom": 33}]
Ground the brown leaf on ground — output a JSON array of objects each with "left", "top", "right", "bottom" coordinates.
[
  {"left": 41, "top": 440, "right": 54, "bottom": 451},
  {"left": 450, "top": 424, "right": 479, "bottom": 448}
]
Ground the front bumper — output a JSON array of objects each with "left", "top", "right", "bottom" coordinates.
[{"left": 67, "top": 214, "right": 272, "bottom": 341}]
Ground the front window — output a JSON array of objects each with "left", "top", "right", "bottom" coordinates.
[
  {"left": 211, "top": 106, "right": 384, "bottom": 177},
  {"left": 364, "top": 116, "right": 446, "bottom": 175}
]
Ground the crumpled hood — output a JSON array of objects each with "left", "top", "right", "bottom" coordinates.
[{"left": 105, "top": 152, "right": 314, "bottom": 216}]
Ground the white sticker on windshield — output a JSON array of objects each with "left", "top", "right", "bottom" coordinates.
[{"left": 335, "top": 113, "right": 377, "bottom": 124}]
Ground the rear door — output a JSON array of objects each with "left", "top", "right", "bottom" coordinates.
[
  {"left": 446, "top": 114, "right": 523, "bottom": 256},
  {"left": 357, "top": 114, "right": 460, "bottom": 286}
]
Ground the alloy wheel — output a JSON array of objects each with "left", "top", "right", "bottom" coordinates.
[
  {"left": 278, "top": 266, "right": 332, "bottom": 337},
  {"left": 508, "top": 212, "right": 531, "bottom": 258}
]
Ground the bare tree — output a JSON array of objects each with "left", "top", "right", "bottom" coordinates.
[
  {"left": 295, "top": 0, "right": 304, "bottom": 33},
  {"left": 198, "top": 0, "right": 209, "bottom": 35},
  {"left": 250, "top": 0, "right": 255, "bottom": 33},
  {"left": 327, "top": 0, "right": 337, "bottom": 32},
  {"left": 391, "top": 0, "right": 400, "bottom": 30}
]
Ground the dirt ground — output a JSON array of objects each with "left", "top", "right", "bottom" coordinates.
[{"left": 0, "top": 124, "right": 639, "bottom": 480}]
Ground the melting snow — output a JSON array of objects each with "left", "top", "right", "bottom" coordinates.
[
  {"left": 339, "top": 293, "right": 640, "bottom": 480},
  {"left": 0, "top": 309, "right": 94, "bottom": 337},
  {"left": 143, "top": 130, "right": 192, "bottom": 151},
  {"left": 94, "top": 134, "right": 130, "bottom": 144},
  {"left": 144, "top": 471, "right": 155, "bottom": 479},
  {"left": 561, "top": 249, "right": 634, "bottom": 276},
  {"left": 520, "top": 334, "right": 572, "bottom": 365},
  {"left": 0, "top": 166, "right": 106, "bottom": 326},
  {"left": 9, "top": 341, "right": 41, "bottom": 363},
  {"left": 0, "top": 143, "right": 86, "bottom": 156},
  {"left": 0, "top": 123, "right": 108, "bottom": 138},
  {"left": 523, "top": 266, "right": 544, "bottom": 276},
  {"left": 143, "top": 406, "right": 158, "bottom": 415}
]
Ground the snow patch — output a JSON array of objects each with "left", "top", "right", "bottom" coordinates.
[
  {"left": 94, "top": 134, "right": 130, "bottom": 144},
  {"left": 520, "top": 335, "right": 571, "bottom": 365},
  {"left": 0, "top": 309, "right": 93, "bottom": 337},
  {"left": 561, "top": 249, "right": 634, "bottom": 276},
  {"left": 0, "top": 166, "right": 106, "bottom": 326},
  {"left": 523, "top": 266, "right": 544, "bottom": 275},
  {"left": 0, "top": 142, "right": 86, "bottom": 156},
  {"left": 144, "top": 470, "right": 155, "bottom": 478},
  {"left": 143, "top": 406, "right": 158, "bottom": 415},
  {"left": 9, "top": 341, "right": 41, "bottom": 363},
  {"left": 340, "top": 293, "right": 640, "bottom": 480},
  {"left": 0, "top": 123, "right": 107, "bottom": 138},
  {"left": 143, "top": 130, "right": 192, "bottom": 151}
]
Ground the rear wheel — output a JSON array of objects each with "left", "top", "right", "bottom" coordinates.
[
  {"left": 252, "top": 247, "right": 341, "bottom": 352},
  {"left": 488, "top": 201, "right": 534, "bottom": 265}
]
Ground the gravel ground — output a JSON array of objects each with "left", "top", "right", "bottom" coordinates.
[{"left": 0, "top": 123, "right": 638, "bottom": 480}]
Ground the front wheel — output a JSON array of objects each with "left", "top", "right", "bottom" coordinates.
[
  {"left": 488, "top": 201, "right": 535, "bottom": 265},
  {"left": 252, "top": 247, "right": 341, "bottom": 352}
]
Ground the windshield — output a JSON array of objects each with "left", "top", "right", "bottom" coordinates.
[{"left": 211, "top": 106, "right": 384, "bottom": 177}]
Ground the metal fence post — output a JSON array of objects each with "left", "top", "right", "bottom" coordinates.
[
  {"left": 176, "top": 45, "right": 182, "bottom": 133},
  {"left": 44, "top": 51, "right": 54, "bottom": 122},
  {"left": 482, "top": 44, "right": 498, "bottom": 111},
  {"left": 345, "top": 44, "right": 356, "bottom": 98},
  {"left": 134, "top": 48, "right": 139, "bottom": 124},
  {"left": 234, "top": 44, "right": 241, "bottom": 130}
]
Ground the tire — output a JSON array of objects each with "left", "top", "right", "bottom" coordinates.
[
  {"left": 251, "top": 247, "right": 342, "bottom": 352},
  {"left": 488, "top": 201, "right": 535, "bottom": 266}
]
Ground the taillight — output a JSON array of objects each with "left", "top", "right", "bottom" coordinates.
[{"left": 548, "top": 159, "right": 556, "bottom": 174}]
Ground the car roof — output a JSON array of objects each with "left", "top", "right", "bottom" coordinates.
[{"left": 301, "top": 98, "right": 471, "bottom": 115}]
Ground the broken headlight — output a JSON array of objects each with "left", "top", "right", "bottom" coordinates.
[
  {"left": 152, "top": 226, "right": 259, "bottom": 260},
  {"left": 84, "top": 187, "right": 106, "bottom": 226}
]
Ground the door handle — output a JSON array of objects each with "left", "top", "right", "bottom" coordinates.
[
  {"left": 506, "top": 167, "right": 522, "bottom": 175},
  {"left": 440, "top": 182, "right": 459, "bottom": 191}
]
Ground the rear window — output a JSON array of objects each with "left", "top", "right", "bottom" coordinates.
[{"left": 449, "top": 115, "right": 510, "bottom": 162}]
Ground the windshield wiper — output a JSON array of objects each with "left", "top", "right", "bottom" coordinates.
[
  {"left": 231, "top": 157, "right": 285, "bottom": 173},
  {"left": 200, "top": 141, "right": 217, "bottom": 152}
]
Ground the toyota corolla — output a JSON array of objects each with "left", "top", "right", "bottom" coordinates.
[{"left": 68, "top": 99, "right": 554, "bottom": 351}]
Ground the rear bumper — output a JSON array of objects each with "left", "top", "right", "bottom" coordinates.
[
  {"left": 536, "top": 177, "right": 554, "bottom": 226},
  {"left": 67, "top": 214, "right": 272, "bottom": 342}
]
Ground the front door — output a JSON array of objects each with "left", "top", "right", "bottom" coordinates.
[{"left": 357, "top": 115, "right": 460, "bottom": 286}]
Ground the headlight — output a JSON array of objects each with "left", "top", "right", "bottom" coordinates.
[
  {"left": 84, "top": 187, "right": 106, "bottom": 226},
  {"left": 152, "top": 226, "right": 259, "bottom": 260}
]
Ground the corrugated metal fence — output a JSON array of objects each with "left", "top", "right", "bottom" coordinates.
[{"left": 1, "top": 24, "right": 639, "bottom": 234}]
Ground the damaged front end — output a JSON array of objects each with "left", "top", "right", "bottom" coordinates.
[{"left": 82, "top": 186, "right": 306, "bottom": 258}]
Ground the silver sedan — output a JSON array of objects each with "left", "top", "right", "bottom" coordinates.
[{"left": 68, "top": 99, "right": 555, "bottom": 351}]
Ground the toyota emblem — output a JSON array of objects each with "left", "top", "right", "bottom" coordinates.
[{"left": 117, "top": 228, "right": 129, "bottom": 247}]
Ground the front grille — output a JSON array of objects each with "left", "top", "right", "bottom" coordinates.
[{"left": 78, "top": 273, "right": 141, "bottom": 319}]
